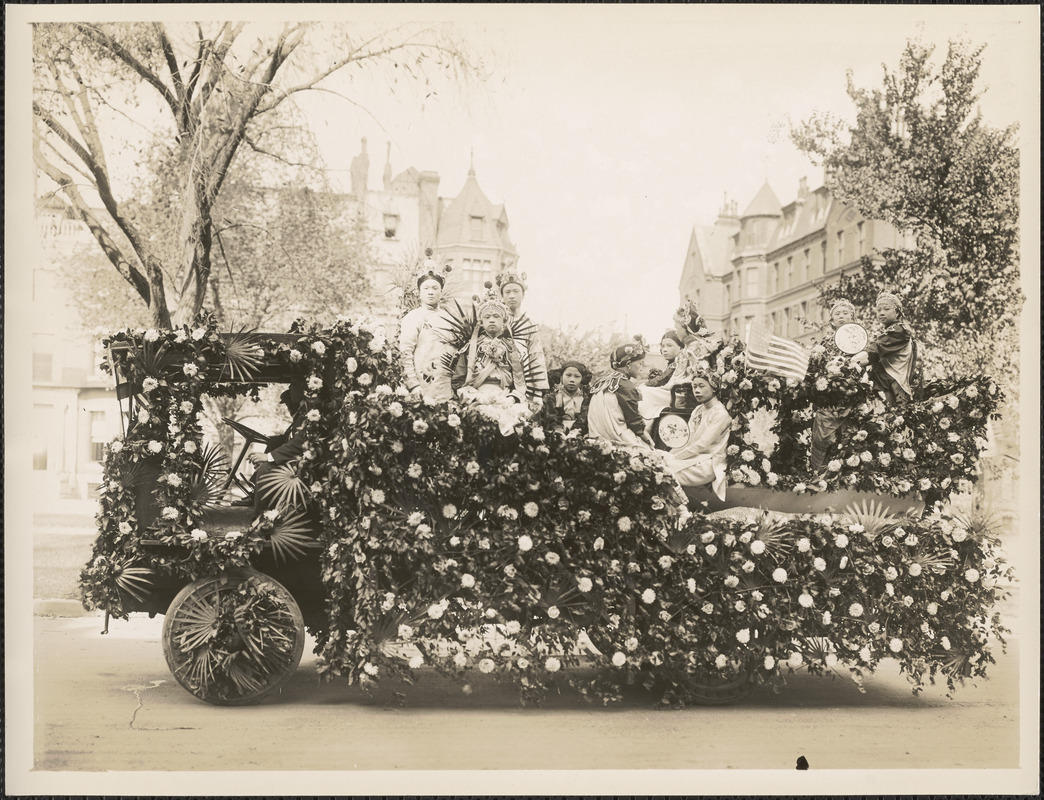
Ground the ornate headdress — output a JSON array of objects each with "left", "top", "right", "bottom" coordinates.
[
  {"left": 690, "top": 361, "right": 721, "bottom": 391},
  {"left": 475, "top": 281, "right": 509, "bottom": 320},
  {"left": 609, "top": 339, "right": 647, "bottom": 370},
  {"left": 495, "top": 269, "right": 528, "bottom": 294},
  {"left": 829, "top": 299, "right": 856, "bottom": 317},
  {"left": 661, "top": 329, "right": 685, "bottom": 348},
  {"left": 875, "top": 291, "right": 905, "bottom": 316},
  {"left": 416, "top": 248, "right": 452, "bottom": 289}
]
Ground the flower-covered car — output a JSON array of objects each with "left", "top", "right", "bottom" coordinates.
[{"left": 81, "top": 312, "right": 1013, "bottom": 708}]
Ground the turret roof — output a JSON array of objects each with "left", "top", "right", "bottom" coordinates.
[{"left": 741, "top": 181, "right": 783, "bottom": 218}]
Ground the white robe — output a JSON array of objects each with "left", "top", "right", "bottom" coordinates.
[
  {"left": 662, "top": 397, "right": 732, "bottom": 500},
  {"left": 398, "top": 306, "right": 452, "bottom": 403}
]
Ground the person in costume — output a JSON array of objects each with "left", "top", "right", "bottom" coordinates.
[
  {"left": 661, "top": 369, "right": 733, "bottom": 501},
  {"left": 639, "top": 329, "right": 696, "bottom": 422},
  {"left": 809, "top": 298, "right": 859, "bottom": 471},
  {"left": 398, "top": 250, "right": 453, "bottom": 403},
  {"left": 588, "top": 341, "right": 655, "bottom": 452},
  {"left": 541, "top": 360, "right": 591, "bottom": 434},
  {"left": 646, "top": 330, "right": 685, "bottom": 388},
  {"left": 247, "top": 378, "right": 307, "bottom": 515},
  {"left": 495, "top": 270, "right": 550, "bottom": 402},
  {"left": 851, "top": 292, "right": 919, "bottom": 405},
  {"left": 451, "top": 291, "right": 530, "bottom": 436}
]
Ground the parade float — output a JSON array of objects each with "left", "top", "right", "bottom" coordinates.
[{"left": 80, "top": 311, "right": 1013, "bottom": 707}]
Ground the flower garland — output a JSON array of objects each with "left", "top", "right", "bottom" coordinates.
[{"left": 81, "top": 311, "right": 1012, "bottom": 707}]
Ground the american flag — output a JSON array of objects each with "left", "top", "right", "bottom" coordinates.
[{"left": 744, "top": 321, "right": 810, "bottom": 382}]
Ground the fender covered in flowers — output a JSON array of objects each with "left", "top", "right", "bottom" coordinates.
[{"left": 81, "top": 311, "right": 1013, "bottom": 707}]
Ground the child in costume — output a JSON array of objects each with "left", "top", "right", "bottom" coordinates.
[
  {"left": 809, "top": 298, "right": 859, "bottom": 471},
  {"left": 541, "top": 360, "right": 591, "bottom": 434},
  {"left": 587, "top": 341, "right": 655, "bottom": 452},
  {"left": 661, "top": 369, "right": 733, "bottom": 501},
  {"left": 495, "top": 270, "right": 550, "bottom": 401},
  {"left": 639, "top": 329, "right": 692, "bottom": 422},
  {"left": 398, "top": 250, "right": 453, "bottom": 403},
  {"left": 851, "top": 292, "right": 919, "bottom": 406},
  {"left": 451, "top": 292, "right": 530, "bottom": 436}
]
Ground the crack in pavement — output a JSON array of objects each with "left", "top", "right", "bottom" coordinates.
[{"left": 122, "top": 680, "right": 198, "bottom": 730}]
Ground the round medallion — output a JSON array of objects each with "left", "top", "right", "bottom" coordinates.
[
  {"left": 656, "top": 414, "right": 690, "bottom": 449},
  {"left": 834, "top": 323, "right": 868, "bottom": 354}
]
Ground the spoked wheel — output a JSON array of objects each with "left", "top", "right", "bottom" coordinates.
[{"left": 162, "top": 569, "right": 305, "bottom": 705}]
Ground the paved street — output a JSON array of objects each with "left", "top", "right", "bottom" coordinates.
[{"left": 31, "top": 611, "right": 1021, "bottom": 773}]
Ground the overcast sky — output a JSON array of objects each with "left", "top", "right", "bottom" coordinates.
[{"left": 290, "top": 4, "right": 1035, "bottom": 342}]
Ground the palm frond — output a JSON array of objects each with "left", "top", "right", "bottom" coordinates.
[
  {"left": 113, "top": 559, "right": 155, "bottom": 603},
  {"left": 265, "top": 511, "right": 320, "bottom": 564},
  {"left": 842, "top": 498, "right": 900, "bottom": 540},
  {"left": 138, "top": 338, "right": 178, "bottom": 379},
  {"left": 951, "top": 503, "right": 1002, "bottom": 543},
  {"left": 431, "top": 299, "right": 478, "bottom": 350},
  {"left": 509, "top": 314, "right": 539, "bottom": 341},
  {"left": 120, "top": 457, "right": 162, "bottom": 489},
  {"left": 520, "top": 352, "right": 548, "bottom": 388},
  {"left": 256, "top": 464, "right": 311, "bottom": 513},
  {"left": 220, "top": 327, "right": 265, "bottom": 383},
  {"left": 188, "top": 443, "right": 231, "bottom": 508}
]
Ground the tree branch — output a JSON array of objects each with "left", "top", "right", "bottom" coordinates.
[
  {"left": 73, "top": 23, "right": 180, "bottom": 120},
  {"left": 34, "top": 142, "right": 152, "bottom": 305}
]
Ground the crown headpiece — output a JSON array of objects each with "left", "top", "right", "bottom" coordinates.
[
  {"left": 829, "top": 298, "right": 856, "bottom": 316},
  {"left": 875, "top": 291, "right": 904, "bottom": 315},
  {"left": 474, "top": 281, "right": 509, "bottom": 320},
  {"left": 609, "top": 336, "right": 647, "bottom": 370},
  {"left": 416, "top": 248, "right": 452, "bottom": 289},
  {"left": 495, "top": 269, "right": 528, "bottom": 294}
]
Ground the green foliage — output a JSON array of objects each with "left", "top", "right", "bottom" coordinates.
[{"left": 539, "top": 323, "right": 617, "bottom": 378}]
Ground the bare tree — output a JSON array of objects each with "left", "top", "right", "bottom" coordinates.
[{"left": 33, "top": 21, "right": 484, "bottom": 327}]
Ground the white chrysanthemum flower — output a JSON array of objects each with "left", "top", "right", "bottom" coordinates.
[
  {"left": 523, "top": 502, "right": 539, "bottom": 518},
  {"left": 160, "top": 506, "right": 179, "bottom": 520},
  {"left": 834, "top": 533, "right": 849, "bottom": 548},
  {"left": 715, "top": 654, "right": 728, "bottom": 669},
  {"left": 705, "top": 544, "right": 718, "bottom": 557},
  {"left": 686, "top": 578, "right": 696, "bottom": 594},
  {"left": 505, "top": 620, "right": 522, "bottom": 635},
  {"left": 724, "top": 575, "right": 739, "bottom": 588},
  {"left": 478, "top": 658, "right": 495, "bottom": 674},
  {"left": 940, "top": 636, "right": 951, "bottom": 651},
  {"left": 926, "top": 602, "right": 938, "bottom": 616},
  {"left": 764, "top": 655, "right": 776, "bottom": 670},
  {"left": 370, "top": 489, "right": 385, "bottom": 504},
  {"left": 577, "top": 576, "right": 593, "bottom": 593},
  {"left": 544, "top": 657, "right": 561, "bottom": 673},
  {"left": 771, "top": 568, "right": 788, "bottom": 583},
  {"left": 741, "top": 560, "right": 755, "bottom": 573},
  {"left": 909, "top": 563, "right": 923, "bottom": 577},
  {"left": 427, "top": 604, "right": 444, "bottom": 620},
  {"left": 147, "top": 440, "right": 163, "bottom": 454},
  {"left": 190, "top": 529, "right": 207, "bottom": 541},
  {"left": 409, "top": 655, "right": 424, "bottom": 669},
  {"left": 182, "top": 362, "right": 199, "bottom": 377},
  {"left": 797, "top": 537, "right": 811, "bottom": 553},
  {"left": 788, "top": 652, "right": 803, "bottom": 668},
  {"left": 736, "top": 628, "right": 751, "bottom": 644},
  {"left": 612, "top": 652, "right": 627, "bottom": 667},
  {"left": 848, "top": 603, "right": 864, "bottom": 618},
  {"left": 518, "top": 535, "right": 533, "bottom": 552},
  {"left": 591, "top": 536, "right": 604, "bottom": 551},
  {"left": 822, "top": 611, "right": 832, "bottom": 625},
  {"left": 641, "top": 588, "right": 656, "bottom": 605},
  {"left": 964, "top": 568, "right": 980, "bottom": 583},
  {"left": 460, "top": 573, "right": 476, "bottom": 589},
  {"left": 618, "top": 516, "right": 633, "bottom": 532},
  {"left": 397, "top": 624, "right": 414, "bottom": 639},
  {"left": 442, "top": 504, "right": 457, "bottom": 519},
  {"left": 798, "top": 593, "right": 814, "bottom": 608},
  {"left": 702, "top": 602, "right": 714, "bottom": 614},
  {"left": 453, "top": 652, "right": 468, "bottom": 668},
  {"left": 545, "top": 552, "right": 560, "bottom": 566},
  {"left": 750, "top": 540, "right": 766, "bottom": 555},
  {"left": 889, "top": 638, "right": 903, "bottom": 653}
]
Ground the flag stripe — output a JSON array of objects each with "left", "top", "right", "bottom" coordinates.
[{"left": 744, "top": 321, "right": 810, "bottom": 381}]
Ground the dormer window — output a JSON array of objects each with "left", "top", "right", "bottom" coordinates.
[
  {"left": 383, "top": 214, "right": 399, "bottom": 239},
  {"left": 470, "top": 215, "right": 484, "bottom": 241}
]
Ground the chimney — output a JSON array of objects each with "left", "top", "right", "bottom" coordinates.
[
  {"left": 350, "top": 137, "right": 369, "bottom": 197},
  {"left": 795, "top": 176, "right": 809, "bottom": 205}
]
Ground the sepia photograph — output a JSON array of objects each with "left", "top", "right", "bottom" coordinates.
[{"left": 5, "top": 3, "right": 1039, "bottom": 796}]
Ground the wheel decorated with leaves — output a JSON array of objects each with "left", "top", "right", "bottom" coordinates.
[{"left": 162, "top": 569, "right": 305, "bottom": 705}]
